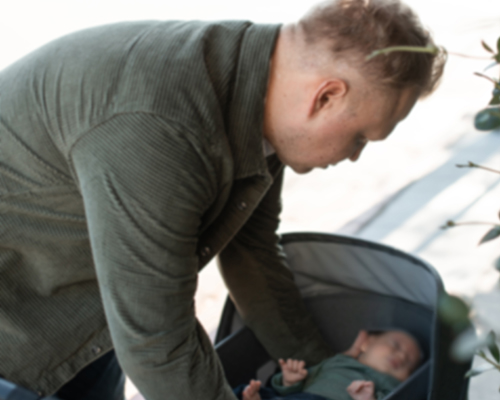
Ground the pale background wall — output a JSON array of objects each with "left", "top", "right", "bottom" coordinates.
[{"left": 1, "top": 1, "right": 499, "bottom": 398}]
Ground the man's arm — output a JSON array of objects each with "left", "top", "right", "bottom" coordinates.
[
  {"left": 218, "top": 160, "right": 332, "bottom": 365},
  {"left": 70, "top": 113, "right": 236, "bottom": 400}
]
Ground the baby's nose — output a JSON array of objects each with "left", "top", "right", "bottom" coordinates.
[{"left": 397, "top": 351, "right": 409, "bottom": 366}]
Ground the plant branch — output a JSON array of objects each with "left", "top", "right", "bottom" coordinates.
[
  {"left": 456, "top": 162, "right": 500, "bottom": 175},
  {"left": 366, "top": 46, "right": 497, "bottom": 61},
  {"left": 448, "top": 52, "right": 494, "bottom": 60},
  {"left": 366, "top": 45, "right": 441, "bottom": 60},
  {"left": 473, "top": 72, "right": 499, "bottom": 85},
  {"left": 441, "top": 220, "right": 498, "bottom": 229},
  {"left": 477, "top": 353, "right": 500, "bottom": 371}
]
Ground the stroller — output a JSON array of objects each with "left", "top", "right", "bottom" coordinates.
[
  {"left": 0, "top": 233, "right": 471, "bottom": 400},
  {"left": 214, "top": 232, "right": 472, "bottom": 400}
]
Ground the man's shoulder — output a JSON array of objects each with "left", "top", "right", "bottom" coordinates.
[
  {"left": 0, "top": 20, "right": 254, "bottom": 149},
  {"left": 69, "top": 19, "right": 254, "bottom": 130}
]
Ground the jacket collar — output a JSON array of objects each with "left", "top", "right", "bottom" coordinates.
[{"left": 225, "top": 23, "right": 281, "bottom": 180}]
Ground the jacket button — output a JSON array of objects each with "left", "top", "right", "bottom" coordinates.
[
  {"left": 200, "top": 246, "right": 211, "bottom": 257},
  {"left": 237, "top": 201, "right": 247, "bottom": 211},
  {"left": 92, "top": 346, "right": 102, "bottom": 355}
]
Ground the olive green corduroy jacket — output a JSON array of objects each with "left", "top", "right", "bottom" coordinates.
[{"left": 0, "top": 20, "right": 330, "bottom": 399}]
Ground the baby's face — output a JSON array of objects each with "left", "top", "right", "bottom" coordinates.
[{"left": 358, "top": 331, "right": 421, "bottom": 381}]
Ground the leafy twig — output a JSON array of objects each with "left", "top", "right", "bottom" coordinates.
[
  {"left": 473, "top": 72, "right": 499, "bottom": 85},
  {"left": 447, "top": 52, "right": 493, "bottom": 60},
  {"left": 366, "top": 45, "right": 441, "bottom": 60},
  {"left": 440, "top": 220, "right": 498, "bottom": 230},
  {"left": 366, "top": 46, "right": 496, "bottom": 61},
  {"left": 456, "top": 162, "right": 500, "bottom": 175},
  {"left": 477, "top": 353, "right": 500, "bottom": 371}
]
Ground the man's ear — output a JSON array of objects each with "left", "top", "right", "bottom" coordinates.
[{"left": 310, "top": 79, "right": 348, "bottom": 116}]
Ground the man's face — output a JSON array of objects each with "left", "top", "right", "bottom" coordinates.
[
  {"left": 269, "top": 85, "right": 418, "bottom": 174},
  {"left": 358, "top": 331, "right": 422, "bottom": 381}
]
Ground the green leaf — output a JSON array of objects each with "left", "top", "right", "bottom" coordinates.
[
  {"left": 451, "top": 328, "right": 479, "bottom": 361},
  {"left": 494, "top": 257, "right": 500, "bottom": 272},
  {"left": 491, "top": 88, "right": 500, "bottom": 106},
  {"left": 475, "top": 108, "right": 500, "bottom": 131},
  {"left": 479, "top": 226, "right": 500, "bottom": 245},
  {"left": 438, "top": 294, "right": 470, "bottom": 325},
  {"left": 465, "top": 364, "right": 496, "bottom": 378},
  {"left": 482, "top": 40, "right": 494, "bottom": 53},
  {"left": 487, "top": 331, "right": 500, "bottom": 363},
  {"left": 485, "top": 61, "right": 500, "bottom": 71},
  {"left": 496, "top": 36, "right": 500, "bottom": 62},
  {"left": 490, "top": 343, "right": 500, "bottom": 363}
]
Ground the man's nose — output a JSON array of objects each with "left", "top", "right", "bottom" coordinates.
[{"left": 349, "top": 143, "right": 366, "bottom": 162}]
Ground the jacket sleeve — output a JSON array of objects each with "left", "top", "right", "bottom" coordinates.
[
  {"left": 218, "top": 158, "right": 333, "bottom": 365},
  {"left": 270, "top": 372, "right": 305, "bottom": 396},
  {"left": 69, "top": 113, "right": 236, "bottom": 400}
]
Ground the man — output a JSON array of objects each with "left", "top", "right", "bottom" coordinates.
[{"left": 0, "top": 0, "right": 444, "bottom": 399}]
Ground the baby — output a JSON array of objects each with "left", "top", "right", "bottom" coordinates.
[{"left": 240, "top": 330, "right": 422, "bottom": 400}]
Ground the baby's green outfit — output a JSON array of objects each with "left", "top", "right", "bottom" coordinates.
[{"left": 271, "top": 354, "right": 401, "bottom": 400}]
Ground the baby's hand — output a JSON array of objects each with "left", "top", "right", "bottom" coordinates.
[
  {"left": 279, "top": 358, "right": 308, "bottom": 387},
  {"left": 242, "top": 379, "right": 261, "bottom": 400},
  {"left": 346, "top": 380, "right": 376, "bottom": 400}
]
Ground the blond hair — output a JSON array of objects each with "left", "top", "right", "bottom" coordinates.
[{"left": 299, "top": 0, "right": 445, "bottom": 97}]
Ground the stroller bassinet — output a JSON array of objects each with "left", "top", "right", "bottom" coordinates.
[{"left": 215, "top": 232, "right": 472, "bottom": 400}]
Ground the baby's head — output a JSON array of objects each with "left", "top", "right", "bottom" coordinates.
[{"left": 356, "top": 330, "right": 422, "bottom": 381}]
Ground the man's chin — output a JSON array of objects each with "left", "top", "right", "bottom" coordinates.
[{"left": 290, "top": 165, "right": 313, "bottom": 174}]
